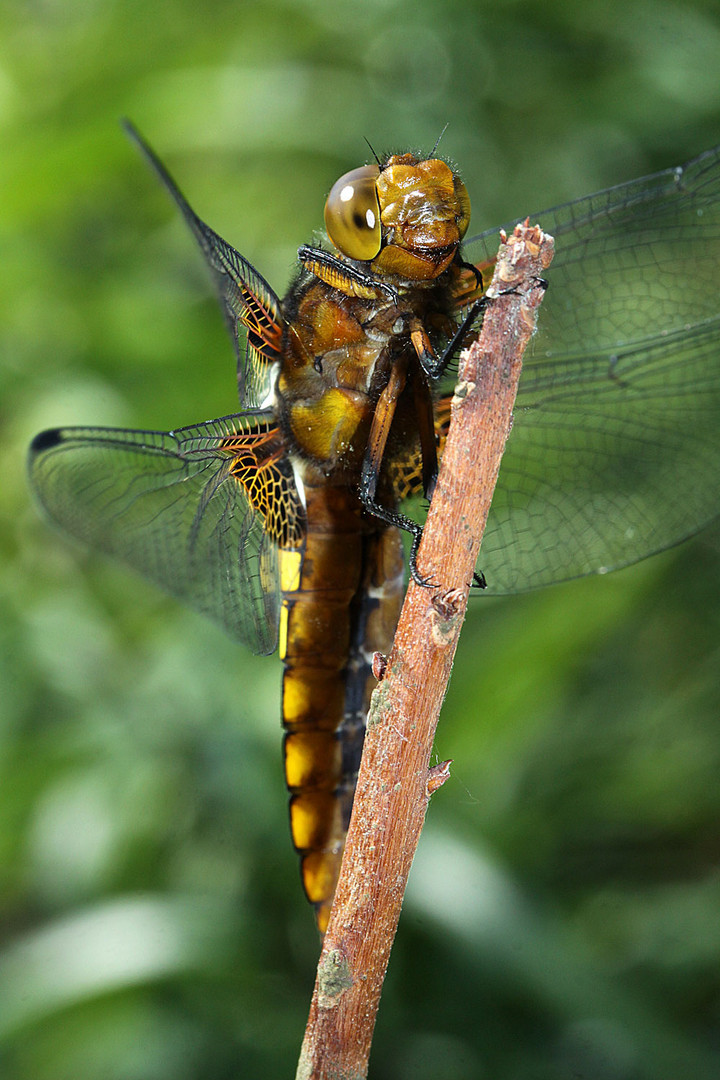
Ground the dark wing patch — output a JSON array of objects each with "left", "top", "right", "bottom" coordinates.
[{"left": 29, "top": 413, "right": 306, "bottom": 653}]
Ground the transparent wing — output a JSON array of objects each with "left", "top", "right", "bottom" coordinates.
[
  {"left": 124, "top": 121, "right": 284, "bottom": 409},
  {"left": 462, "top": 144, "right": 720, "bottom": 592},
  {"left": 28, "top": 413, "right": 305, "bottom": 654}
]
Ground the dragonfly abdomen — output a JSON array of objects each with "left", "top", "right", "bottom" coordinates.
[{"left": 279, "top": 467, "right": 404, "bottom": 933}]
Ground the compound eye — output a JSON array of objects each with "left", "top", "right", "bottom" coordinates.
[{"left": 324, "top": 164, "right": 382, "bottom": 261}]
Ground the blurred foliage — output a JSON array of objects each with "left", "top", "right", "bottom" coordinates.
[{"left": 2, "top": 0, "right": 720, "bottom": 1077}]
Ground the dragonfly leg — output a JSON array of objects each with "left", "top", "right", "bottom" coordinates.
[
  {"left": 359, "top": 357, "right": 437, "bottom": 588},
  {"left": 298, "top": 244, "right": 399, "bottom": 303},
  {"left": 413, "top": 297, "right": 489, "bottom": 379}
]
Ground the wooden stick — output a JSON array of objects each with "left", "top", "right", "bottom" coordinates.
[{"left": 296, "top": 222, "right": 555, "bottom": 1080}]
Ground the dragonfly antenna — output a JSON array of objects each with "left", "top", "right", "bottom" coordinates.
[
  {"left": 430, "top": 123, "right": 449, "bottom": 157},
  {"left": 364, "top": 137, "right": 382, "bottom": 167}
]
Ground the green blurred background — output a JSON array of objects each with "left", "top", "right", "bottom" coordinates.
[{"left": 3, "top": 1, "right": 720, "bottom": 1077}]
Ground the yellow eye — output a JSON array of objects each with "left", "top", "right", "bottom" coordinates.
[{"left": 324, "top": 164, "right": 382, "bottom": 261}]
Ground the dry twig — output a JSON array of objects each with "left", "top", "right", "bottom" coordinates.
[{"left": 296, "top": 222, "right": 555, "bottom": 1080}]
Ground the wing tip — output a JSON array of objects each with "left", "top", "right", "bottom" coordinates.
[{"left": 29, "top": 428, "right": 65, "bottom": 456}]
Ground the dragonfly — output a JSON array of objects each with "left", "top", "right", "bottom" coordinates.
[{"left": 29, "top": 127, "right": 720, "bottom": 932}]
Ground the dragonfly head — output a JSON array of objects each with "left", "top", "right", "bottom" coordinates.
[{"left": 324, "top": 153, "right": 471, "bottom": 281}]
